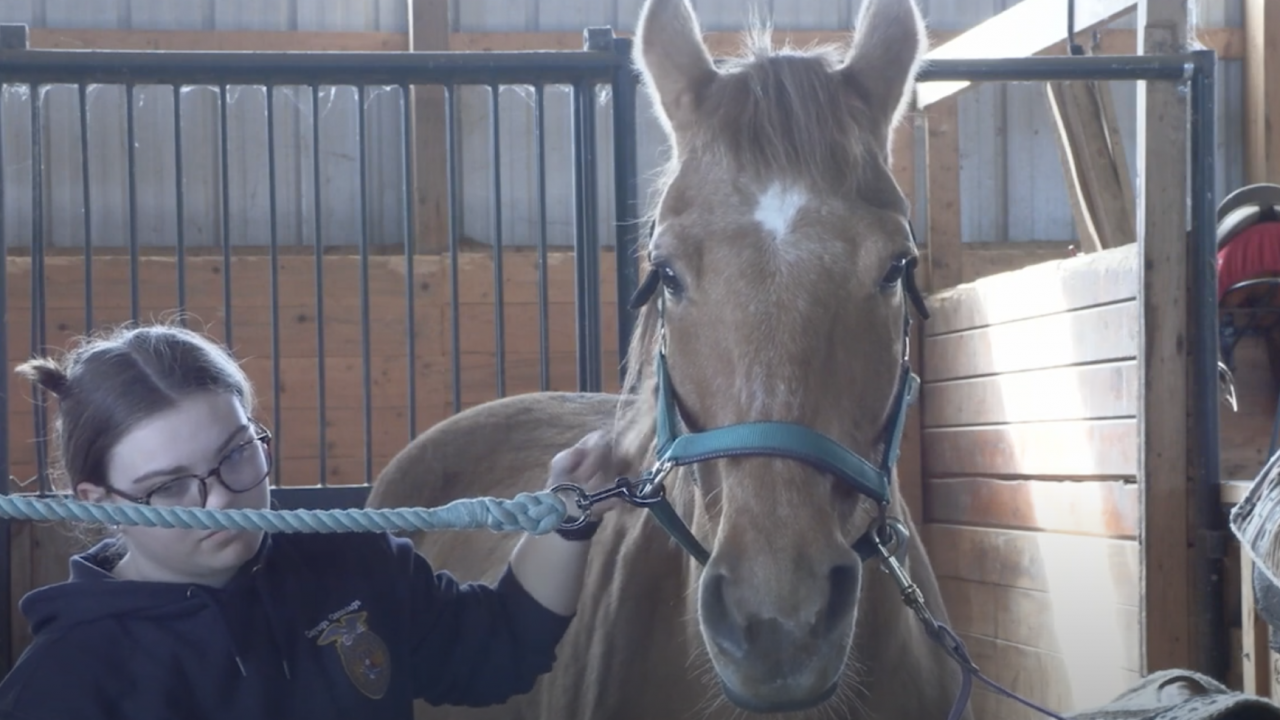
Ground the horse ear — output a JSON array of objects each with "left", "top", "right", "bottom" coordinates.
[
  {"left": 635, "top": 0, "right": 719, "bottom": 139},
  {"left": 837, "top": 0, "right": 928, "bottom": 135}
]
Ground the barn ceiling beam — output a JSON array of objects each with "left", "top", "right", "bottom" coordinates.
[{"left": 916, "top": 0, "right": 1138, "bottom": 108}]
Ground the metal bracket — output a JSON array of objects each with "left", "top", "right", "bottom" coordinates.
[{"left": 583, "top": 27, "right": 616, "bottom": 53}]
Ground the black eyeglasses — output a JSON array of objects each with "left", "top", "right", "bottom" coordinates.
[{"left": 106, "top": 424, "right": 274, "bottom": 509}]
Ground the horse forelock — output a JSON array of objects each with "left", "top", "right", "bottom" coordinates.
[{"left": 694, "top": 33, "right": 886, "bottom": 197}]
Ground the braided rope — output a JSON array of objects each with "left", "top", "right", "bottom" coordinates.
[{"left": 0, "top": 491, "right": 570, "bottom": 535}]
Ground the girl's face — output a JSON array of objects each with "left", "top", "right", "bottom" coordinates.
[{"left": 78, "top": 391, "right": 272, "bottom": 587}]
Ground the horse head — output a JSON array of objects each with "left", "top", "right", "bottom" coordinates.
[{"left": 614, "top": 0, "right": 931, "bottom": 713}]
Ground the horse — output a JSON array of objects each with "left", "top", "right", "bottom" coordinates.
[{"left": 365, "top": 0, "right": 971, "bottom": 716}]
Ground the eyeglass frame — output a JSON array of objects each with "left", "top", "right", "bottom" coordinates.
[{"left": 103, "top": 422, "right": 274, "bottom": 508}]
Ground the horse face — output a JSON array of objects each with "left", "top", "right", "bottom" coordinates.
[{"left": 627, "top": 0, "right": 928, "bottom": 712}]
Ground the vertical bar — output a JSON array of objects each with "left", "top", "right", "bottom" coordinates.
[
  {"left": 125, "top": 83, "right": 139, "bottom": 321},
  {"left": 534, "top": 84, "right": 550, "bottom": 391},
  {"left": 357, "top": 84, "right": 373, "bottom": 485},
  {"left": 311, "top": 85, "right": 327, "bottom": 485},
  {"left": 1189, "top": 50, "right": 1227, "bottom": 683},
  {"left": 400, "top": 83, "right": 417, "bottom": 441},
  {"left": 609, "top": 37, "right": 641, "bottom": 381},
  {"left": 172, "top": 84, "right": 186, "bottom": 322},
  {"left": 29, "top": 83, "right": 48, "bottom": 495},
  {"left": 265, "top": 85, "right": 282, "bottom": 486},
  {"left": 78, "top": 83, "right": 93, "bottom": 332},
  {"left": 0, "top": 79, "right": 11, "bottom": 677},
  {"left": 445, "top": 85, "right": 462, "bottom": 414},
  {"left": 571, "top": 80, "right": 602, "bottom": 393},
  {"left": 219, "top": 84, "right": 234, "bottom": 347},
  {"left": 489, "top": 84, "right": 506, "bottom": 398}
]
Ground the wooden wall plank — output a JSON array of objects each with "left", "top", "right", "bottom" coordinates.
[
  {"left": 925, "top": 523, "right": 1140, "bottom": 607},
  {"left": 408, "top": 0, "right": 450, "bottom": 254},
  {"left": 1136, "top": 0, "right": 1192, "bottom": 675},
  {"left": 925, "top": 477, "right": 1139, "bottom": 538},
  {"left": 1244, "top": 0, "right": 1280, "bottom": 185},
  {"left": 923, "top": 419, "right": 1137, "bottom": 478},
  {"left": 926, "top": 242, "right": 1137, "bottom": 336},
  {"left": 925, "top": 98, "right": 962, "bottom": 291},
  {"left": 22, "top": 27, "right": 1243, "bottom": 61},
  {"left": 922, "top": 360, "right": 1137, "bottom": 426},
  {"left": 922, "top": 300, "right": 1138, "bottom": 382}
]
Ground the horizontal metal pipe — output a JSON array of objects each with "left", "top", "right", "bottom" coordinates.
[
  {"left": 919, "top": 54, "right": 1194, "bottom": 83},
  {"left": 0, "top": 48, "right": 624, "bottom": 86}
]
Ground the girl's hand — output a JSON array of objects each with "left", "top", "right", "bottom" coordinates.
[{"left": 545, "top": 430, "right": 626, "bottom": 518}]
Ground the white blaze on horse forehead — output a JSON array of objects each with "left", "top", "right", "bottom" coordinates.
[{"left": 753, "top": 181, "right": 809, "bottom": 244}]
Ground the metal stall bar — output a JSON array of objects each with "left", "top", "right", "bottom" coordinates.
[
  {"left": 0, "top": 23, "right": 21, "bottom": 678},
  {"left": 357, "top": 84, "right": 374, "bottom": 487},
  {"left": 535, "top": 85, "right": 551, "bottom": 391},
  {"left": 0, "top": 49, "right": 625, "bottom": 86},
  {"left": 1189, "top": 48, "right": 1226, "bottom": 684},
  {"left": 311, "top": 84, "right": 329, "bottom": 486},
  {"left": 608, "top": 36, "right": 642, "bottom": 382},
  {"left": 400, "top": 83, "right": 418, "bottom": 440},
  {"left": 489, "top": 83, "right": 507, "bottom": 399},
  {"left": 266, "top": 85, "right": 284, "bottom": 487}
]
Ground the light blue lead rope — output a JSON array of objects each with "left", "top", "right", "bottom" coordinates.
[{"left": 0, "top": 492, "right": 569, "bottom": 535}]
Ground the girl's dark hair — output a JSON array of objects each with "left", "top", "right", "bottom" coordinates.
[{"left": 14, "top": 321, "right": 256, "bottom": 492}]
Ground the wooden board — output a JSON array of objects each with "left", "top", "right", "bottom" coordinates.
[
  {"left": 925, "top": 242, "right": 1138, "bottom": 336},
  {"left": 926, "top": 523, "right": 1139, "bottom": 610},
  {"left": 926, "top": 524, "right": 1142, "bottom": 714},
  {"left": 22, "top": 28, "right": 1243, "bottom": 61},
  {"left": 923, "top": 418, "right": 1137, "bottom": 478},
  {"left": 925, "top": 477, "right": 1139, "bottom": 538},
  {"left": 1136, "top": 0, "right": 1193, "bottom": 675},
  {"left": 922, "top": 300, "right": 1138, "bottom": 382},
  {"left": 922, "top": 360, "right": 1137, "bottom": 426},
  {"left": 1221, "top": 336, "right": 1279, "bottom": 483}
]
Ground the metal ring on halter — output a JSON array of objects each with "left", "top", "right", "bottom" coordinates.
[
  {"left": 872, "top": 515, "right": 912, "bottom": 562},
  {"left": 549, "top": 483, "right": 595, "bottom": 530},
  {"left": 634, "top": 460, "right": 675, "bottom": 499}
]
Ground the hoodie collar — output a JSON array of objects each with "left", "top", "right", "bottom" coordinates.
[{"left": 22, "top": 534, "right": 294, "bottom": 680}]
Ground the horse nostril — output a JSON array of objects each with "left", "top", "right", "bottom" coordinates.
[
  {"left": 822, "top": 564, "right": 860, "bottom": 634},
  {"left": 701, "top": 572, "right": 747, "bottom": 658}
]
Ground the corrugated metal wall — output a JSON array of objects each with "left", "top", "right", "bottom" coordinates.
[{"left": 0, "top": 0, "right": 1244, "bottom": 250}]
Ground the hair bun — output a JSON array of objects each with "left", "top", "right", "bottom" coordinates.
[{"left": 14, "top": 358, "right": 70, "bottom": 397}]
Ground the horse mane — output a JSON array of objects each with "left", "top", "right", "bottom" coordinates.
[{"left": 612, "top": 23, "right": 892, "bottom": 470}]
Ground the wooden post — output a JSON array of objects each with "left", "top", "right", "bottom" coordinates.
[
  {"left": 1244, "top": 0, "right": 1280, "bottom": 184},
  {"left": 1137, "top": 0, "right": 1192, "bottom": 675},
  {"left": 408, "top": 0, "right": 450, "bottom": 254},
  {"left": 925, "top": 98, "right": 961, "bottom": 291},
  {"left": 0, "top": 24, "right": 29, "bottom": 50}
]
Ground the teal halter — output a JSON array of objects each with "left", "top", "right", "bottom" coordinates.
[{"left": 620, "top": 252, "right": 929, "bottom": 566}]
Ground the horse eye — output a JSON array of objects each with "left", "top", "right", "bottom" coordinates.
[
  {"left": 657, "top": 263, "right": 683, "bottom": 296},
  {"left": 881, "top": 258, "right": 908, "bottom": 288}
]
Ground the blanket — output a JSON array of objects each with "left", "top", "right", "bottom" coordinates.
[{"left": 1064, "top": 669, "right": 1280, "bottom": 720}]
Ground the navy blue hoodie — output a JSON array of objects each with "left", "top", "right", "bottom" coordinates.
[{"left": 0, "top": 530, "right": 573, "bottom": 719}]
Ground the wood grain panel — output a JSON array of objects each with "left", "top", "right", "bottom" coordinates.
[
  {"left": 924, "top": 523, "right": 1140, "bottom": 608},
  {"left": 925, "top": 243, "right": 1137, "bottom": 336},
  {"left": 923, "top": 419, "right": 1137, "bottom": 478},
  {"left": 922, "top": 301, "right": 1138, "bottom": 382},
  {"left": 925, "top": 477, "right": 1139, "bottom": 538},
  {"left": 922, "top": 360, "right": 1137, "bottom": 427}
]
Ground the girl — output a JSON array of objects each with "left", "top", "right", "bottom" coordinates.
[{"left": 0, "top": 322, "right": 622, "bottom": 720}]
